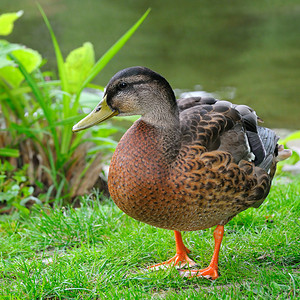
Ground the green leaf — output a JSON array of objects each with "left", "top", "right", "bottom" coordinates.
[
  {"left": 0, "top": 40, "right": 24, "bottom": 55},
  {"left": 12, "top": 202, "right": 30, "bottom": 215},
  {"left": 88, "top": 136, "right": 118, "bottom": 145},
  {"left": 52, "top": 115, "right": 84, "bottom": 127},
  {"left": 279, "top": 131, "right": 300, "bottom": 146},
  {"left": 78, "top": 90, "right": 103, "bottom": 108},
  {"left": 0, "top": 41, "right": 23, "bottom": 68},
  {"left": 0, "top": 11, "right": 23, "bottom": 36},
  {"left": 0, "top": 56, "right": 16, "bottom": 68},
  {"left": 65, "top": 42, "right": 95, "bottom": 94},
  {"left": 21, "top": 186, "right": 35, "bottom": 198},
  {"left": 0, "top": 184, "right": 19, "bottom": 201},
  {"left": 0, "top": 48, "right": 42, "bottom": 87},
  {"left": 0, "top": 147, "right": 20, "bottom": 158},
  {"left": 38, "top": 4, "right": 69, "bottom": 101}
]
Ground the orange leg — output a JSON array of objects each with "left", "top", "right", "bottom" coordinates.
[
  {"left": 148, "top": 231, "right": 196, "bottom": 270},
  {"left": 179, "top": 225, "right": 224, "bottom": 279}
]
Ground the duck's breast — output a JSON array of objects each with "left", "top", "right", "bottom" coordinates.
[{"left": 108, "top": 120, "right": 173, "bottom": 227}]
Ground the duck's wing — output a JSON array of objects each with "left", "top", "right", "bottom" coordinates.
[
  {"left": 177, "top": 96, "right": 278, "bottom": 172},
  {"left": 174, "top": 96, "right": 283, "bottom": 213}
]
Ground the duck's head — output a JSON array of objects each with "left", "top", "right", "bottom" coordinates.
[{"left": 72, "top": 66, "right": 178, "bottom": 132}]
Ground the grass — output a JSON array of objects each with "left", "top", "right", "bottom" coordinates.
[{"left": 0, "top": 177, "right": 299, "bottom": 299}]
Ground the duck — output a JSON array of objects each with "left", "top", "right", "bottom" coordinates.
[{"left": 72, "top": 66, "right": 291, "bottom": 279}]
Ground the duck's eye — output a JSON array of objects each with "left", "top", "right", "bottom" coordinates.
[{"left": 117, "top": 82, "right": 128, "bottom": 90}]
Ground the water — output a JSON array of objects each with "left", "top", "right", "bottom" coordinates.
[{"left": 3, "top": 0, "right": 300, "bottom": 129}]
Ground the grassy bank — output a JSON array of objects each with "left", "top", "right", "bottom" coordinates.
[{"left": 0, "top": 176, "right": 299, "bottom": 299}]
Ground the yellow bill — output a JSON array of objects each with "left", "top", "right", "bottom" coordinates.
[{"left": 72, "top": 95, "right": 118, "bottom": 132}]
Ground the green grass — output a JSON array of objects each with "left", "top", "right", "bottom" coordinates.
[{"left": 0, "top": 177, "right": 299, "bottom": 299}]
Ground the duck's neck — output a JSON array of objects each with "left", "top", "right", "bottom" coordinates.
[
  {"left": 140, "top": 91, "right": 180, "bottom": 127},
  {"left": 141, "top": 108, "right": 179, "bottom": 128},
  {"left": 141, "top": 107, "right": 181, "bottom": 163}
]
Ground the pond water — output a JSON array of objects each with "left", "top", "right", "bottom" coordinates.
[{"left": 3, "top": 0, "right": 300, "bottom": 129}]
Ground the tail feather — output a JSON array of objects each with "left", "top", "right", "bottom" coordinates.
[
  {"left": 256, "top": 127, "right": 279, "bottom": 172},
  {"left": 257, "top": 127, "right": 279, "bottom": 156}
]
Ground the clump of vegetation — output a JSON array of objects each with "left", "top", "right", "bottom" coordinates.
[
  {"left": 0, "top": 160, "right": 40, "bottom": 214},
  {"left": 0, "top": 7, "right": 149, "bottom": 211}
]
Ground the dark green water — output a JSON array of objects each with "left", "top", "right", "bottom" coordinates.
[{"left": 2, "top": 0, "right": 300, "bottom": 129}]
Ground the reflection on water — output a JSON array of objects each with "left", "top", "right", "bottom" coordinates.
[{"left": 2, "top": 0, "right": 300, "bottom": 128}]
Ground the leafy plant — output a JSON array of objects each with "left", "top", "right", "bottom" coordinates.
[
  {"left": 0, "top": 160, "right": 40, "bottom": 214},
  {"left": 0, "top": 7, "right": 150, "bottom": 206}
]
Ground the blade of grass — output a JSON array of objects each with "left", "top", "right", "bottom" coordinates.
[
  {"left": 0, "top": 80, "right": 61, "bottom": 101},
  {"left": 10, "top": 123, "right": 51, "bottom": 136},
  {"left": 37, "top": 4, "right": 69, "bottom": 102},
  {"left": 0, "top": 148, "right": 20, "bottom": 157},
  {"left": 0, "top": 80, "right": 28, "bottom": 126},
  {"left": 51, "top": 115, "right": 84, "bottom": 127},
  {"left": 37, "top": 4, "right": 72, "bottom": 155}
]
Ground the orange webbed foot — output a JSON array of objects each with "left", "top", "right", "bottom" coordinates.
[
  {"left": 148, "top": 251, "right": 196, "bottom": 270},
  {"left": 148, "top": 231, "right": 196, "bottom": 270},
  {"left": 178, "top": 265, "right": 219, "bottom": 280}
]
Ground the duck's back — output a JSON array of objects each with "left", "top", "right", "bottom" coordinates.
[{"left": 108, "top": 97, "right": 279, "bottom": 231}]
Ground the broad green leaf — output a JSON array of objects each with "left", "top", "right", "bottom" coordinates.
[
  {"left": 87, "top": 144, "right": 117, "bottom": 155},
  {"left": 65, "top": 42, "right": 95, "bottom": 94},
  {"left": 0, "top": 48, "right": 42, "bottom": 87},
  {"left": 0, "top": 11, "right": 23, "bottom": 36},
  {"left": 20, "top": 195, "right": 42, "bottom": 206},
  {"left": 12, "top": 48, "right": 42, "bottom": 72}
]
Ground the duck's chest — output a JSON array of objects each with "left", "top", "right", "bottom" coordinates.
[{"left": 108, "top": 121, "right": 171, "bottom": 220}]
